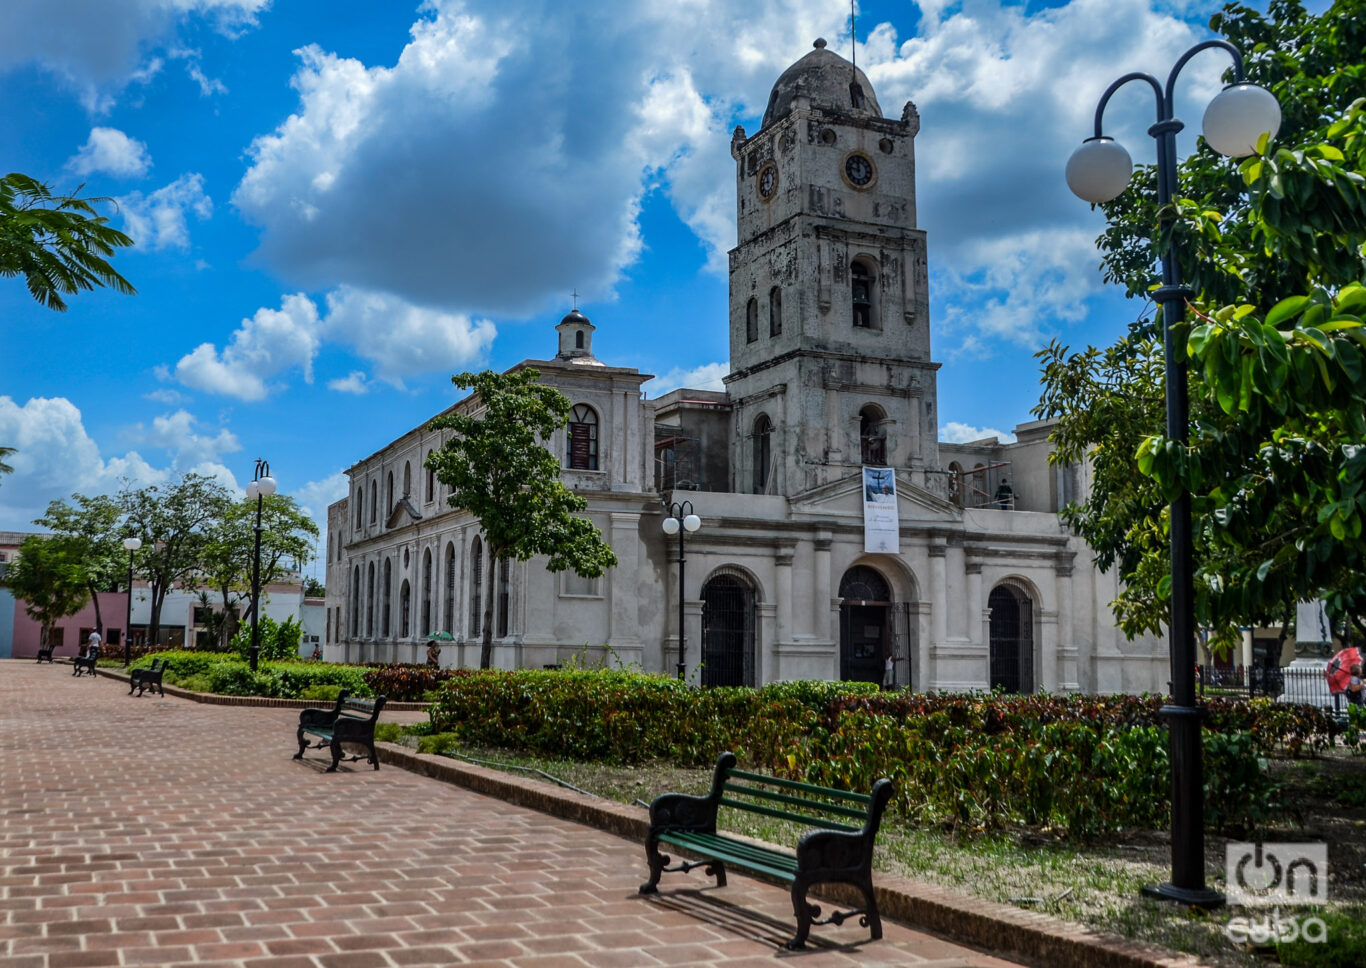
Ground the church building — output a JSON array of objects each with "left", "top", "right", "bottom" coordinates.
[{"left": 324, "top": 40, "right": 1166, "bottom": 694}]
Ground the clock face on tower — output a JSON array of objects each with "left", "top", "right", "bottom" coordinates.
[
  {"left": 843, "top": 152, "right": 875, "bottom": 189},
  {"left": 757, "top": 162, "right": 778, "bottom": 201}
]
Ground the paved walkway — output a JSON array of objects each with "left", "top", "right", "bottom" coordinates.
[{"left": 0, "top": 661, "right": 1024, "bottom": 968}]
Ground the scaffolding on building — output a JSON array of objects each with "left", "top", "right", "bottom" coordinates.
[
  {"left": 655, "top": 426, "right": 702, "bottom": 492},
  {"left": 930, "top": 460, "right": 1015, "bottom": 510}
]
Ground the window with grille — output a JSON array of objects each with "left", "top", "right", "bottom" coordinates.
[
  {"left": 745, "top": 297, "right": 758, "bottom": 343},
  {"left": 469, "top": 537, "right": 483, "bottom": 636},
  {"left": 860, "top": 405, "right": 887, "bottom": 464},
  {"left": 752, "top": 414, "right": 772, "bottom": 494},
  {"left": 852, "top": 260, "right": 873, "bottom": 328},
  {"left": 496, "top": 557, "right": 510, "bottom": 637},
  {"left": 769, "top": 287, "right": 782, "bottom": 336}
]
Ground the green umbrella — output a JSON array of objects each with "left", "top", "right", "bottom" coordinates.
[{"left": 430, "top": 631, "right": 455, "bottom": 641}]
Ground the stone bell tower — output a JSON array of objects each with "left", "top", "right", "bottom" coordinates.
[{"left": 726, "top": 39, "right": 939, "bottom": 496}]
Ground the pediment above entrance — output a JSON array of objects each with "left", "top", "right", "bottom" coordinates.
[
  {"left": 385, "top": 496, "right": 423, "bottom": 529},
  {"left": 790, "top": 470, "right": 959, "bottom": 522}
]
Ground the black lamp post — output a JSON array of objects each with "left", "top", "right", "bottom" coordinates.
[
  {"left": 121, "top": 536, "right": 141, "bottom": 666},
  {"left": 246, "top": 459, "right": 277, "bottom": 672},
  {"left": 1067, "top": 41, "right": 1280, "bottom": 908},
  {"left": 661, "top": 500, "right": 701, "bottom": 681}
]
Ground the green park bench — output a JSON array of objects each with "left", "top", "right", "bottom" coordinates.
[
  {"left": 639, "top": 750, "right": 894, "bottom": 949},
  {"left": 294, "top": 693, "right": 387, "bottom": 773},
  {"left": 129, "top": 658, "right": 166, "bottom": 697}
]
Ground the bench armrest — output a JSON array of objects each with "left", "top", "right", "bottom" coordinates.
[
  {"left": 331, "top": 716, "right": 376, "bottom": 743},
  {"left": 647, "top": 791, "right": 719, "bottom": 832},
  {"left": 794, "top": 828, "right": 870, "bottom": 873}
]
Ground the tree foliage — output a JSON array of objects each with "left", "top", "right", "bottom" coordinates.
[
  {"left": 0, "top": 172, "right": 135, "bottom": 311},
  {"left": 34, "top": 493, "right": 124, "bottom": 637},
  {"left": 427, "top": 368, "right": 618, "bottom": 669},
  {"left": 1036, "top": 0, "right": 1366, "bottom": 648},
  {"left": 0, "top": 446, "right": 14, "bottom": 483},
  {"left": 0, "top": 535, "right": 89, "bottom": 649},
  {"left": 121, "top": 474, "right": 233, "bottom": 648}
]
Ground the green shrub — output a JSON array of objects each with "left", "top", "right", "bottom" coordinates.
[
  {"left": 299, "top": 684, "right": 344, "bottom": 702},
  {"left": 228, "top": 616, "right": 304, "bottom": 663},
  {"left": 417, "top": 732, "right": 459, "bottom": 755},
  {"left": 373, "top": 723, "right": 403, "bottom": 743}
]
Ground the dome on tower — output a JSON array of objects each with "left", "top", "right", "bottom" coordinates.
[
  {"left": 555, "top": 307, "right": 603, "bottom": 365},
  {"left": 761, "top": 38, "right": 882, "bottom": 129}
]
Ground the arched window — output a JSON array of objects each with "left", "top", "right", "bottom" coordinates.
[
  {"left": 386, "top": 472, "right": 394, "bottom": 517},
  {"left": 701, "top": 572, "right": 756, "bottom": 688},
  {"left": 575, "top": 330, "right": 584, "bottom": 349},
  {"left": 860, "top": 405, "right": 887, "bottom": 465},
  {"left": 399, "top": 581, "right": 411, "bottom": 638},
  {"left": 469, "top": 536, "right": 483, "bottom": 637},
  {"left": 745, "top": 297, "right": 758, "bottom": 343},
  {"left": 769, "top": 286, "right": 782, "bottom": 337},
  {"left": 497, "top": 557, "right": 511, "bottom": 637},
  {"left": 852, "top": 260, "right": 873, "bottom": 328},
  {"left": 354, "top": 491, "right": 363, "bottom": 529},
  {"left": 567, "top": 404, "right": 599, "bottom": 470},
  {"left": 382, "top": 558, "right": 392, "bottom": 636},
  {"left": 948, "top": 461, "right": 964, "bottom": 507},
  {"left": 365, "top": 562, "right": 375, "bottom": 637},
  {"left": 421, "top": 548, "right": 433, "bottom": 637},
  {"left": 403, "top": 462, "right": 411, "bottom": 497},
  {"left": 444, "top": 542, "right": 457, "bottom": 634},
  {"left": 369, "top": 481, "right": 377, "bottom": 524},
  {"left": 752, "top": 414, "right": 772, "bottom": 494},
  {"left": 425, "top": 450, "right": 435, "bottom": 503}
]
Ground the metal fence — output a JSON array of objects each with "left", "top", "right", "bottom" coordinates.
[{"left": 1196, "top": 664, "right": 1351, "bottom": 711}]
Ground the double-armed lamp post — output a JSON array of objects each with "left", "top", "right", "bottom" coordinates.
[
  {"left": 1066, "top": 40, "right": 1280, "bottom": 908},
  {"left": 661, "top": 500, "right": 702, "bottom": 682},
  {"left": 245, "top": 459, "right": 278, "bottom": 672},
  {"left": 121, "top": 536, "right": 141, "bottom": 666}
]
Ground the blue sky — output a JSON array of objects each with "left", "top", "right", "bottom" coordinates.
[{"left": 0, "top": 0, "right": 1270, "bottom": 575}]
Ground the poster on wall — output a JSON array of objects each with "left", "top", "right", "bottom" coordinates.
[{"left": 862, "top": 466, "right": 899, "bottom": 554}]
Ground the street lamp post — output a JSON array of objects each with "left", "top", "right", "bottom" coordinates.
[
  {"left": 1067, "top": 41, "right": 1280, "bottom": 908},
  {"left": 122, "top": 536, "right": 141, "bottom": 667},
  {"left": 661, "top": 500, "right": 702, "bottom": 682},
  {"left": 246, "top": 459, "right": 278, "bottom": 672}
]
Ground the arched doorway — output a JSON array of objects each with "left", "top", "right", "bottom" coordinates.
[
  {"left": 700, "top": 573, "right": 755, "bottom": 687},
  {"left": 989, "top": 584, "right": 1035, "bottom": 693},
  {"left": 839, "top": 566, "right": 891, "bottom": 684}
]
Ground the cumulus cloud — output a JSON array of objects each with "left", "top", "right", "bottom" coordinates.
[
  {"left": 230, "top": 0, "right": 857, "bottom": 316},
  {"left": 174, "top": 293, "right": 321, "bottom": 401},
  {"left": 169, "top": 288, "right": 495, "bottom": 399},
  {"left": 295, "top": 470, "right": 349, "bottom": 523},
  {"left": 327, "top": 371, "right": 370, "bottom": 395},
  {"left": 118, "top": 173, "right": 213, "bottom": 250},
  {"left": 126, "top": 409, "right": 242, "bottom": 467},
  {"left": 0, "top": 0, "right": 267, "bottom": 112},
  {"left": 0, "top": 395, "right": 165, "bottom": 529},
  {"left": 66, "top": 126, "right": 151, "bottom": 177},
  {"left": 645, "top": 362, "right": 729, "bottom": 397},
  {"left": 939, "top": 422, "right": 1019, "bottom": 445}
]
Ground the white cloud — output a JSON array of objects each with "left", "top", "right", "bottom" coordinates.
[
  {"left": 295, "top": 470, "right": 349, "bottom": 523},
  {"left": 169, "top": 45, "right": 227, "bottom": 95},
  {"left": 939, "top": 422, "right": 1019, "bottom": 445},
  {"left": 144, "top": 387, "right": 189, "bottom": 406},
  {"left": 0, "top": 0, "right": 268, "bottom": 113},
  {"left": 66, "top": 126, "right": 152, "bottom": 177},
  {"left": 0, "top": 395, "right": 165, "bottom": 529},
  {"left": 322, "top": 288, "right": 496, "bottom": 387},
  {"left": 118, "top": 173, "right": 213, "bottom": 250},
  {"left": 170, "top": 288, "right": 496, "bottom": 399},
  {"left": 644, "top": 362, "right": 728, "bottom": 397},
  {"left": 327, "top": 371, "right": 370, "bottom": 395},
  {"left": 173, "top": 293, "right": 321, "bottom": 401},
  {"left": 126, "top": 409, "right": 242, "bottom": 467}
]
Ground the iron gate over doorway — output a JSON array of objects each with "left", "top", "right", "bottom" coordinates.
[
  {"left": 988, "top": 585, "right": 1034, "bottom": 693},
  {"left": 701, "top": 574, "right": 754, "bottom": 687},
  {"left": 839, "top": 566, "right": 896, "bottom": 685}
]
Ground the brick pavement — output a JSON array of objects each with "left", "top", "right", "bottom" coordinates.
[{"left": 0, "top": 661, "right": 1024, "bottom": 968}]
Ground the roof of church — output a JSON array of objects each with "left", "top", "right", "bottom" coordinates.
[{"left": 761, "top": 38, "right": 882, "bottom": 129}]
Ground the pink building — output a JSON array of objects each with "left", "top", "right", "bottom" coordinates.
[{"left": 10, "top": 591, "right": 132, "bottom": 660}]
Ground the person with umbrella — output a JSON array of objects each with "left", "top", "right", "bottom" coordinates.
[{"left": 1326, "top": 645, "right": 1363, "bottom": 708}]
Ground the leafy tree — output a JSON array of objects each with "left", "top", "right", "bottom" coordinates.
[
  {"left": 33, "top": 493, "right": 124, "bottom": 638},
  {"left": 1037, "top": 0, "right": 1366, "bottom": 649},
  {"left": 0, "top": 172, "right": 135, "bottom": 311},
  {"left": 0, "top": 535, "right": 89, "bottom": 651},
  {"left": 199, "top": 493, "right": 318, "bottom": 648},
  {"left": 121, "top": 474, "right": 233, "bottom": 649},
  {"left": 228, "top": 614, "right": 303, "bottom": 662},
  {"left": 427, "top": 368, "right": 618, "bottom": 668},
  {"left": 303, "top": 576, "right": 325, "bottom": 597},
  {"left": 0, "top": 446, "right": 14, "bottom": 484}
]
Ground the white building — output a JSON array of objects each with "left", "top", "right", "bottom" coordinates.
[{"left": 324, "top": 40, "right": 1167, "bottom": 694}]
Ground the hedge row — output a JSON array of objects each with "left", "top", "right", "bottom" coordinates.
[
  {"left": 427, "top": 670, "right": 1307, "bottom": 839},
  {"left": 130, "top": 650, "right": 373, "bottom": 699}
]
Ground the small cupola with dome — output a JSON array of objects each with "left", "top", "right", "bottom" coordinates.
[
  {"left": 555, "top": 307, "right": 603, "bottom": 365},
  {"left": 761, "top": 38, "right": 882, "bottom": 129}
]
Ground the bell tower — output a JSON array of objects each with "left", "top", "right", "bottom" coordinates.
[{"left": 726, "top": 39, "right": 938, "bottom": 496}]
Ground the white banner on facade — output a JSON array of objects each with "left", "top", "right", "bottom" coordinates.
[{"left": 862, "top": 466, "right": 899, "bottom": 554}]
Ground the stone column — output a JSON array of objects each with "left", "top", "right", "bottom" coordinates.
[
  {"left": 1045, "top": 560, "right": 1071, "bottom": 694},
  {"left": 607, "top": 512, "right": 644, "bottom": 666},
  {"left": 775, "top": 544, "right": 794, "bottom": 650},
  {"left": 928, "top": 540, "right": 946, "bottom": 689},
  {"left": 813, "top": 533, "right": 833, "bottom": 642},
  {"left": 966, "top": 556, "right": 986, "bottom": 680}
]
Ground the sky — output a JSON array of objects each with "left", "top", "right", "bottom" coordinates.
[{"left": 0, "top": 0, "right": 1294, "bottom": 578}]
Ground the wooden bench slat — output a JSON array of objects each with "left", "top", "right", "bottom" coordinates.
[
  {"left": 717, "top": 796, "right": 860, "bottom": 831},
  {"left": 720, "top": 781, "right": 871, "bottom": 823},
  {"left": 726, "top": 768, "right": 873, "bottom": 804},
  {"left": 660, "top": 832, "right": 800, "bottom": 880}
]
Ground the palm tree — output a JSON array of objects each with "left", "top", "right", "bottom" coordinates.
[{"left": 0, "top": 446, "right": 14, "bottom": 486}]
